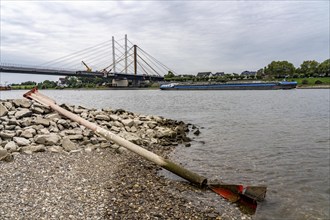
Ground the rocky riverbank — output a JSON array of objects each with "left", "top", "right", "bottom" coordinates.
[
  {"left": 0, "top": 98, "right": 250, "bottom": 219},
  {"left": 0, "top": 98, "right": 197, "bottom": 159}
]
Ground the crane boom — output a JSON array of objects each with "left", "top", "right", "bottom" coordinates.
[{"left": 81, "top": 61, "right": 92, "bottom": 72}]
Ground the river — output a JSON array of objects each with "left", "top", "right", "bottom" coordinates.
[{"left": 1, "top": 89, "right": 329, "bottom": 219}]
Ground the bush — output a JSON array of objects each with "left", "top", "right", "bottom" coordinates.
[
  {"left": 302, "top": 79, "right": 309, "bottom": 85},
  {"left": 315, "top": 80, "right": 323, "bottom": 84}
]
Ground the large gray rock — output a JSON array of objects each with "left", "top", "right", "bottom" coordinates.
[
  {"left": 15, "top": 109, "right": 32, "bottom": 119},
  {"left": 0, "top": 131, "right": 16, "bottom": 139},
  {"left": 21, "top": 118, "right": 32, "bottom": 127},
  {"left": 113, "top": 121, "right": 123, "bottom": 128},
  {"left": 49, "top": 126, "right": 59, "bottom": 133},
  {"left": 21, "top": 128, "right": 36, "bottom": 138},
  {"left": 4, "top": 125, "right": 16, "bottom": 130},
  {"left": 31, "top": 106, "right": 44, "bottom": 114},
  {"left": 13, "top": 137, "right": 31, "bottom": 146},
  {"left": 100, "top": 142, "right": 111, "bottom": 148},
  {"left": 0, "top": 148, "right": 7, "bottom": 159},
  {"left": 73, "top": 108, "right": 85, "bottom": 114},
  {"left": 57, "top": 119, "right": 69, "bottom": 128},
  {"left": 4, "top": 102, "right": 13, "bottom": 110},
  {"left": 34, "top": 117, "right": 50, "bottom": 126},
  {"left": 34, "top": 134, "right": 60, "bottom": 145},
  {"left": 110, "top": 126, "right": 121, "bottom": 133},
  {"left": 138, "top": 115, "right": 148, "bottom": 121},
  {"left": 95, "top": 115, "right": 110, "bottom": 121},
  {"left": 133, "top": 119, "right": 144, "bottom": 126},
  {"left": 45, "top": 112, "right": 62, "bottom": 119},
  {"left": 121, "top": 132, "right": 142, "bottom": 145},
  {"left": 130, "top": 126, "right": 137, "bottom": 133},
  {"left": 57, "top": 124, "right": 64, "bottom": 131},
  {"left": 61, "top": 137, "right": 78, "bottom": 152},
  {"left": 8, "top": 119, "right": 20, "bottom": 126},
  {"left": 60, "top": 129, "right": 82, "bottom": 136},
  {"left": 156, "top": 127, "right": 174, "bottom": 138},
  {"left": 7, "top": 111, "right": 15, "bottom": 117},
  {"left": 100, "top": 121, "right": 112, "bottom": 128},
  {"left": 0, "top": 103, "right": 8, "bottom": 117},
  {"left": 80, "top": 112, "right": 88, "bottom": 118},
  {"left": 21, "top": 145, "right": 46, "bottom": 153},
  {"left": 0, "top": 148, "right": 13, "bottom": 162},
  {"left": 39, "top": 128, "right": 50, "bottom": 134},
  {"left": 60, "top": 103, "right": 74, "bottom": 112},
  {"left": 153, "top": 116, "right": 164, "bottom": 123},
  {"left": 13, "top": 99, "right": 31, "bottom": 108},
  {"left": 147, "top": 121, "right": 158, "bottom": 129},
  {"left": 15, "top": 128, "right": 23, "bottom": 136},
  {"left": 82, "top": 130, "right": 93, "bottom": 137},
  {"left": 66, "top": 134, "right": 84, "bottom": 140},
  {"left": 70, "top": 122, "right": 78, "bottom": 128},
  {"left": 121, "top": 119, "right": 134, "bottom": 127},
  {"left": 109, "top": 114, "right": 120, "bottom": 121},
  {"left": 5, "top": 141, "right": 18, "bottom": 153},
  {"left": 48, "top": 145, "right": 63, "bottom": 153},
  {"left": 145, "top": 129, "right": 157, "bottom": 138}
]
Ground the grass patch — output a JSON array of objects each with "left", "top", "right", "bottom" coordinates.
[
  {"left": 287, "top": 77, "right": 330, "bottom": 85},
  {"left": 10, "top": 85, "right": 36, "bottom": 90}
]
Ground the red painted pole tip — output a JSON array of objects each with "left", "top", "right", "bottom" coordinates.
[{"left": 23, "top": 87, "right": 38, "bottom": 99}]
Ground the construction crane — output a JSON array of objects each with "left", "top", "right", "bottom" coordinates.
[{"left": 81, "top": 61, "right": 92, "bottom": 72}]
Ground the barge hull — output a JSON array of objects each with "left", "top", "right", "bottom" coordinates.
[{"left": 160, "top": 82, "right": 297, "bottom": 90}]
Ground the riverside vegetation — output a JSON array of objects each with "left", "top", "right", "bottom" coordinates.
[
  {"left": 0, "top": 98, "right": 251, "bottom": 219},
  {"left": 6, "top": 59, "right": 329, "bottom": 90}
]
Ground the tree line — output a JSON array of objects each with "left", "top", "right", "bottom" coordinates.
[
  {"left": 10, "top": 76, "right": 111, "bottom": 89},
  {"left": 261, "top": 59, "right": 329, "bottom": 79},
  {"left": 165, "top": 58, "right": 330, "bottom": 81},
  {"left": 9, "top": 59, "right": 330, "bottom": 88}
]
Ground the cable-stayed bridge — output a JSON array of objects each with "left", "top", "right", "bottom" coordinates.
[{"left": 0, "top": 36, "right": 175, "bottom": 84}]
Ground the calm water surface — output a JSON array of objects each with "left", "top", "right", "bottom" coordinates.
[{"left": 1, "top": 89, "right": 329, "bottom": 219}]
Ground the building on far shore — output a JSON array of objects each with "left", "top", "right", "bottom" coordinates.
[
  {"left": 241, "top": 70, "right": 257, "bottom": 79},
  {"left": 213, "top": 72, "right": 225, "bottom": 77},
  {"left": 197, "top": 72, "right": 212, "bottom": 77}
]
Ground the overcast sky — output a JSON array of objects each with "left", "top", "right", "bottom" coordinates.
[{"left": 0, "top": 0, "right": 329, "bottom": 84}]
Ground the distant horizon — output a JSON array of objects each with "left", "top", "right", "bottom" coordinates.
[{"left": 1, "top": 57, "right": 329, "bottom": 85}]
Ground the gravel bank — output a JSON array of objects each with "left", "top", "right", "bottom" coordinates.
[
  {"left": 0, "top": 98, "right": 251, "bottom": 219},
  {"left": 1, "top": 147, "right": 250, "bottom": 220},
  {"left": 1, "top": 149, "right": 122, "bottom": 219}
]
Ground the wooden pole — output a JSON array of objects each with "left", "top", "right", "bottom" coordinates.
[{"left": 23, "top": 88, "right": 207, "bottom": 187}]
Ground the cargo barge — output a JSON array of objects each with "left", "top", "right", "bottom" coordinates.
[{"left": 160, "top": 81, "right": 297, "bottom": 90}]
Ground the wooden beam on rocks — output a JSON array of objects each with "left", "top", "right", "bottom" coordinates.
[{"left": 23, "top": 87, "right": 207, "bottom": 187}]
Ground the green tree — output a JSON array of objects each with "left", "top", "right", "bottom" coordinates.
[
  {"left": 298, "top": 60, "right": 319, "bottom": 77},
  {"left": 66, "top": 76, "right": 79, "bottom": 88},
  {"left": 264, "top": 61, "right": 296, "bottom": 78},
  {"left": 317, "top": 59, "right": 330, "bottom": 77},
  {"left": 256, "top": 68, "right": 264, "bottom": 78},
  {"left": 39, "top": 80, "right": 57, "bottom": 89},
  {"left": 21, "top": 81, "right": 37, "bottom": 86},
  {"left": 164, "top": 71, "right": 175, "bottom": 79}
]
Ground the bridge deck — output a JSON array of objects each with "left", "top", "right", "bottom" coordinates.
[{"left": 0, "top": 65, "right": 164, "bottom": 81}]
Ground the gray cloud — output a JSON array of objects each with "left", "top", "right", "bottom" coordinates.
[{"left": 0, "top": 1, "right": 329, "bottom": 83}]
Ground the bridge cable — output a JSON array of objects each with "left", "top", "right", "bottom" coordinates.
[{"left": 39, "top": 40, "right": 111, "bottom": 67}]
